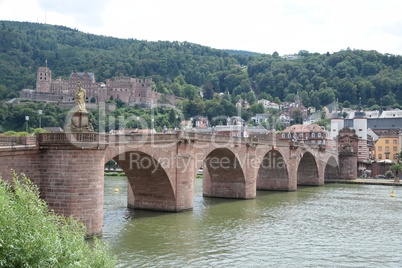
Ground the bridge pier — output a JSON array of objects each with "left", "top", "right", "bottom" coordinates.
[{"left": 39, "top": 146, "right": 106, "bottom": 236}]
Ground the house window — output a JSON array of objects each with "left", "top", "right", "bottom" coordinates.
[
  {"left": 318, "top": 133, "right": 322, "bottom": 138},
  {"left": 312, "top": 133, "right": 315, "bottom": 138},
  {"left": 379, "top": 154, "right": 382, "bottom": 159},
  {"left": 288, "top": 133, "right": 291, "bottom": 138},
  {"left": 386, "top": 140, "right": 389, "bottom": 144},
  {"left": 299, "top": 133, "right": 303, "bottom": 138},
  {"left": 394, "top": 146, "right": 397, "bottom": 152},
  {"left": 393, "top": 140, "right": 397, "bottom": 144},
  {"left": 282, "top": 133, "right": 285, "bottom": 138},
  {"left": 386, "top": 146, "right": 389, "bottom": 152},
  {"left": 378, "top": 146, "right": 382, "bottom": 151}
]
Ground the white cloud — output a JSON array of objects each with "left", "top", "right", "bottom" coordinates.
[
  {"left": 37, "top": 0, "right": 109, "bottom": 27},
  {"left": 1, "top": 0, "right": 402, "bottom": 55}
]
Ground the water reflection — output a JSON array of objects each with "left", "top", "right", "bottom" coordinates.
[{"left": 103, "top": 176, "right": 402, "bottom": 267}]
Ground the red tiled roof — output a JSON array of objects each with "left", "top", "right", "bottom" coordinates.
[{"left": 281, "top": 124, "right": 328, "bottom": 133}]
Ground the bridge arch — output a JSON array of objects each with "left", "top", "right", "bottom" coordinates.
[
  {"left": 324, "top": 156, "right": 340, "bottom": 180},
  {"left": 256, "top": 150, "right": 289, "bottom": 191},
  {"left": 106, "top": 150, "right": 176, "bottom": 211},
  {"left": 297, "top": 152, "right": 319, "bottom": 185},
  {"left": 202, "top": 147, "right": 247, "bottom": 198}
]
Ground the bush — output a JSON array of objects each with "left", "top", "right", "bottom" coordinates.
[
  {"left": 3, "top": 131, "right": 30, "bottom": 136},
  {"left": 385, "top": 170, "right": 393, "bottom": 179},
  {"left": 0, "top": 172, "right": 117, "bottom": 267}
]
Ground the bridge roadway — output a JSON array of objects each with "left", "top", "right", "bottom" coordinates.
[{"left": 0, "top": 131, "right": 349, "bottom": 236}]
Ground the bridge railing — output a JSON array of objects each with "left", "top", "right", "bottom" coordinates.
[
  {"left": 0, "top": 136, "right": 37, "bottom": 147},
  {"left": 38, "top": 133, "right": 108, "bottom": 146},
  {"left": 107, "top": 133, "right": 178, "bottom": 145}
]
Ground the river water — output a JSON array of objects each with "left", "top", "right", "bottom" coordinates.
[{"left": 102, "top": 176, "right": 402, "bottom": 267}]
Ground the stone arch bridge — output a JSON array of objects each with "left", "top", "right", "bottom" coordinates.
[{"left": 0, "top": 132, "right": 353, "bottom": 236}]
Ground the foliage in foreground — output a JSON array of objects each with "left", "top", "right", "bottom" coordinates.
[{"left": 0, "top": 172, "right": 117, "bottom": 267}]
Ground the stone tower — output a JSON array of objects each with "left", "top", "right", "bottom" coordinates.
[
  {"left": 353, "top": 98, "right": 368, "bottom": 161},
  {"left": 36, "top": 67, "right": 52, "bottom": 93}
]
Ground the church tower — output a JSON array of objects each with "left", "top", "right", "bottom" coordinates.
[{"left": 36, "top": 67, "right": 52, "bottom": 93}]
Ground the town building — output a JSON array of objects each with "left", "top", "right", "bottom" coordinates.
[
  {"left": 279, "top": 124, "right": 330, "bottom": 146},
  {"left": 214, "top": 125, "right": 244, "bottom": 137},
  {"left": 257, "top": 99, "right": 280, "bottom": 110},
  {"left": 179, "top": 120, "right": 193, "bottom": 130},
  {"left": 227, "top": 116, "right": 245, "bottom": 126},
  {"left": 373, "top": 130, "right": 400, "bottom": 162},
  {"left": 278, "top": 113, "right": 291, "bottom": 127},
  {"left": 195, "top": 117, "right": 209, "bottom": 128},
  {"left": 251, "top": 113, "right": 270, "bottom": 125},
  {"left": 343, "top": 109, "right": 402, "bottom": 131}
]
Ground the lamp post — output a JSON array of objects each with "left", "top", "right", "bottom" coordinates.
[
  {"left": 25, "top": 116, "right": 29, "bottom": 133},
  {"left": 38, "top": 110, "right": 42, "bottom": 129}
]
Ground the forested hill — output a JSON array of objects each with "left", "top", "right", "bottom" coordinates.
[{"left": 1, "top": 20, "right": 402, "bottom": 109}]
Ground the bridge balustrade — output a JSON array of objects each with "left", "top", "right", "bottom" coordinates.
[
  {"left": 0, "top": 136, "right": 37, "bottom": 147},
  {"left": 38, "top": 132, "right": 108, "bottom": 145}
]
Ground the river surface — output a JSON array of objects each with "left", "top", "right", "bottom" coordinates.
[{"left": 102, "top": 176, "right": 402, "bottom": 267}]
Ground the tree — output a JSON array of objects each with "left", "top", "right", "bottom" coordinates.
[
  {"left": 203, "top": 82, "right": 214, "bottom": 100},
  {"left": 183, "top": 84, "right": 199, "bottom": 100},
  {"left": 247, "top": 102, "right": 264, "bottom": 115},
  {"left": 367, "top": 98, "right": 376, "bottom": 107},
  {"left": 390, "top": 163, "right": 402, "bottom": 179},
  {"left": 300, "top": 90, "right": 310, "bottom": 107},
  {"left": 292, "top": 108, "right": 303, "bottom": 124},
  {"left": 245, "top": 91, "right": 256, "bottom": 105},
  {"left": 116, "top": 98, "right": 125, "bottom": 108},
  {"left": 0, "top": 172, "right": 117, "bottom": 267},
  {"left": 395, "top": 150, "right": 402, "bottom": 163},
  {"left": 382, "top": 94, "right": 396, "bottom": 107},
  {"left": 318, "top": 87, "right": 336, "bottom": 106}
]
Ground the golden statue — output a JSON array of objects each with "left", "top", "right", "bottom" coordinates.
[{"left": 75, "top": 81, "right": 87, "bottom": 112}]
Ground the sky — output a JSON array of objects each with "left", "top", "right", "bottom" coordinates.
[{"left": 1, "top": 0, "right": 402, "bottom": 56}]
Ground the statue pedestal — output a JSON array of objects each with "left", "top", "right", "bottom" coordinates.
[
  {"left": 72, "top": 112, "right": 89, "bottom": 128},
  {"left": 69, "top": 112, "right": 94, "bottom": 132}
]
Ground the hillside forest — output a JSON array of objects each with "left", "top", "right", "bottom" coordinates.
[{"left": 1, "top": 21, "right": 402, "bottom": 132}]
